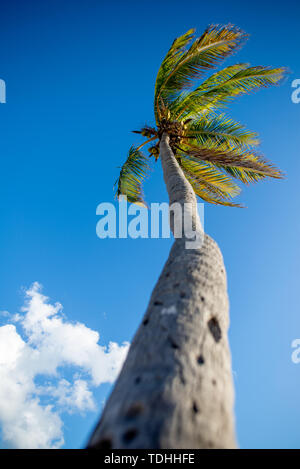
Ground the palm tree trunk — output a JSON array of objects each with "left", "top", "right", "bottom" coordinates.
[{"left": 87, "top": 133, "right": 237, "bottom": 449}]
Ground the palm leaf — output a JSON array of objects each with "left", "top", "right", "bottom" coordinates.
[
  {"left": 115, "top": 146, "right": 150, "bottom": 206},
  {"left": 154, "top": 29, "right": 195, "bottom": 122},
  {"left": 182, "top": 166, "right": 243, "bottom": 207},
  {"left": 217, "top": 165, "right": 272, "bottom": 184},
  {"left": 173, "top": 65, "right": 286, "bottom": 119},
  {"left": 155, "top": 25, "right": 247, "bottom": 120},
  {"left": 179, "top": 156, "right": 241, "bottom": 200},
  {"left": 170, "top": 63, "right": 248, "bottom": 118},
  {"left": 184, "top": 113, "right": 259, "bottom": 148},
  {"left": 179, "top": 142, "right": 283, "bottom": 180}
]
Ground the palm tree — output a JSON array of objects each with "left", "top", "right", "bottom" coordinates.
[{"left": 88, "top": 25, "right": 286, "bottom": 449}]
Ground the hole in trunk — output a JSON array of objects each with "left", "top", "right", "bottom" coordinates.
[
  {"left": 197, "top": 355, "right": 205, "bottom": 365},
  {"left": 122, "top": 428, "right": 138, "bottom": 444},
  {"left": 143, "top": 318, "right": 149, "bottom": 326},
  {"left": 192, "top": 402, "right": 199, "bottom": 413},
  {"left": 208, "top": 317, "right": 222, "bottom": 343},
  {"left": 135, "top": 376, "right": 141, "bottom": 384},
  {"left": 154, "top": 300, "right": 163, "bottom": 306},
  {"left": 168, "top": 336, "right": 179, "bottom": 349}
]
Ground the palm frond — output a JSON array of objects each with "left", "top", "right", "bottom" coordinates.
[
  {"left": 179, "top": 156, "right": 241, "bottom": 200},
  {"left": 170, "top": 63, "right": 248, "bottom": 118},
  {"left": 216, "top": 165, "right": 271, "bottom": 184},
  {"left": 154, "top": 29, "right": 195, "bottom": 122},
  {"left": 115, "top": 146, "right": 150, "bottom": 207},
  {"left": 173, "top": 65, "right": 287, "bottom": 119},
  {"left": 155, "top": 25, "right": 247, "bottom": 121},
  {"left": 178, "top": 142, "right": 283, "bottom": 180},
  {"left": 184, "top": 113, "right": 259, "bottom": 148},
  {"left": 182, "top": 166, "right": 243, "bottom": 207}
]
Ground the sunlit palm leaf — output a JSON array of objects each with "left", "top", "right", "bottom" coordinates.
[
  {"left": 182, "top": 167, "right": 243, "bottom": 207},
  {"left": 173, "top": 65, "right": 286, "bottom": 120},
  {"left": 115, "top": 146, "right": 150, "bottom": 206},
  {"left": 154, "top": 28, "right": 195, "bottom": 121},
  {"left": 217, "top": 165, "right": 271, "bottom": 185},
  {"left": 155, "top": 25, "right": 247, "bottom": 121},
  {"left": 178, "top": 142, "right": 283, "bottom": 180},
  {"left": 170, "top": 64, "right": 248, "bottom": 118},
  {"left": 179, "top": 155, "right": 241, "bottom": 200},
  {"left": 184, "top": 113, "right": 259, "bottom": 148}
]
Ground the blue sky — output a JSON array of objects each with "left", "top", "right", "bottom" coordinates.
[{"left": 0, "top": 0, "right": 299, "bottom": 449}]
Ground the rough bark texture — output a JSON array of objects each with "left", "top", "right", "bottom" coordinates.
[{"left": 87, "top": 134, "right": 237, "bottom": 449}]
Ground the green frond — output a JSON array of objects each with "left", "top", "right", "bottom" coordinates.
[
  {"left": 179, "top": 155, "right": 241, "bottom": 200},
  {"left": 115, "top": 146, "right": 150, "bottom": 207},
  {"left": 182, "top": 166, "right": 243, "bottom": 207},
  {"left": 217, "top": 165, "right": 271, "bottom": 185},
  {"left": 173, "top": 64, "right": 287, "bottom": 119},
  {"left": 178, "top": 142, "right": 283, "bottom": 180},
  {"left": 155, "top": 25, "right": 247, "bottom": 122},
  {"left": 154, "top": 29, "right": 195, "bottom": 122},
  {"left": 170, "top": 63, "right": 248, "bottom": 118},
  {"left": 184, "top": 113, "right": 260, "bottom": 148}
]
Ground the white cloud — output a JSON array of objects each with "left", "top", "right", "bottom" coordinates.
[{"left": 0, "top": 283, "right": 129, "bottom": 449}]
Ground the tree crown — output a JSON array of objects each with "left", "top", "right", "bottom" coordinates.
[{"left": 116, "top": 25, "right": 286, "bottom": 207}]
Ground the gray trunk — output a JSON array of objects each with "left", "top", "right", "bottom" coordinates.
[{"left": 87, "top": 134, "right": 237, "bottom": 449}]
